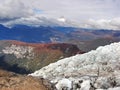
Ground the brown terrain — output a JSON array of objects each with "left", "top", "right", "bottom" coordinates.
[{"left": 0, "top": 69, "right": 53, "bottom": 90}]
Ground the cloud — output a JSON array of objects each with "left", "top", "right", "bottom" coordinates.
[
  {"left": 0, "top": 0, "right": 33, "bottom": 20},
  {"left": 4, "top": 16, "right": 120, "bottom": 30},
  {"left": 3, "top": 15, "right": 79, "bottom": 28},
  {"left": 28, "top": 0, "right": 120, "bottom": 21},
  {"left": 81, "top": 18, "right": 120, "bottom": 30},
  {"left": 0, "top": 0, "right": 120, "bottom": 21},
  {"left": 0, "top": 0, "right": 120, "bottom": 30}
]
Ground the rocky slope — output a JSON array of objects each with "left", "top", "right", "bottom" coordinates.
[
  {"left": 0, "top": 40, "right": 83, "bottom": 74},
  {"left": 0, "top": 69, "right": 53, "bottom": 90},
  {"left": 30, "top": 42, "right": 120, "bottom": 90},
  {"left": 67, "top": 37, "right": 119, "bottom": 52}
]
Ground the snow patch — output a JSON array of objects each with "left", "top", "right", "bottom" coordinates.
[{"left": 55, "top": 78, "right": 72, "bottom": 90}]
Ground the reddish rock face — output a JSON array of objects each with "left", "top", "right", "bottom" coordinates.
[
  {"left": 11, "top": 40, "right": 83, "bottom": 54},
  {"left": 0, "top": 69, "right": 53, "bottom": 90},
  {"left": 10, "top": 40, "right": 84, "bottom": 57}
]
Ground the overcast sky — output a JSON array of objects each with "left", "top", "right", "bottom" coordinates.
[{"left": 0, "top": 0, "right": 120, "bottom": 29}]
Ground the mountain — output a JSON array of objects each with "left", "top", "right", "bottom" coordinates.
[
  {"left": 66, "top": 37, "right": 119, "bottom": 52},
  {"left": 30, "top": 42, "right": 120, "bottom": 90},
  {"left": 0, "top": 24, "right": 120, "bottom": 52},
  {"left": 0, "top": 24, "right": 67, "bottom": 43},
  {"left": 0, "top": 24, "right": 9, "bottom": 30},
  {"left": 0, "top": 40, "right": 83, "bottom": 74}
]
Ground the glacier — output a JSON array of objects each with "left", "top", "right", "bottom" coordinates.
[{"left": 30, "top": 42, "right": 120, "bottom": 90}]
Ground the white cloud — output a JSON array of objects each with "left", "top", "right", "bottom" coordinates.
[
  {"left": 3, "top": 15, "right": 79, "bottom": 27},
  {"left": 81, "top": 18, "right": 120, "bottom": 30},
  {"left": 3, "top": 15, "right": 120, "bottom": 30},
  {"left": 0, "top": 0, "right": 33, "bottom": 20},
  {"left": 0, "top": 0, "right": 120, "bottom": 21},
  {"left": 27, "top": 0, "right": 120, "bottom": 21},
  {"left": 0, "top": 0, "right": 120, "bottom": 30}
]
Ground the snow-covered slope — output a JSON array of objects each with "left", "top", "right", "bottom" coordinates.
[{"left": 30, "top": 42, "right": 120, "bottom": 90}]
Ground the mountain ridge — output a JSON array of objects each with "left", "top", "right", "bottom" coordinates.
[
  {"left": 0, "top": 40, "right": 83, "bottom": 74},
  {"left": 0, "top": 24, "right": 120, "bottom": 52}
]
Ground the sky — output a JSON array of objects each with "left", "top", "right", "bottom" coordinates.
[{"left": 0, "top": 0, "right": 120, "bottom": 29}]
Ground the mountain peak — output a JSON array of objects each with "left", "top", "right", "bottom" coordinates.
[{"left": 0, "top": 24, "right": 9, "bottom": 30}]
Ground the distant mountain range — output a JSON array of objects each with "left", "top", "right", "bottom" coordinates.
[{"left": 0, "top": 24, "right": 120, "bottom": 51}]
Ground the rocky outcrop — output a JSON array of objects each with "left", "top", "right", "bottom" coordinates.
[
  {"left": 2, "top": 44, "right": 34, "bottom": 59},
  {"left": 0, "top": 69, "right": 53, "bottom": 90},
  {"left": 30, "top": 42, "right": 120, "bottom": 90}
]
